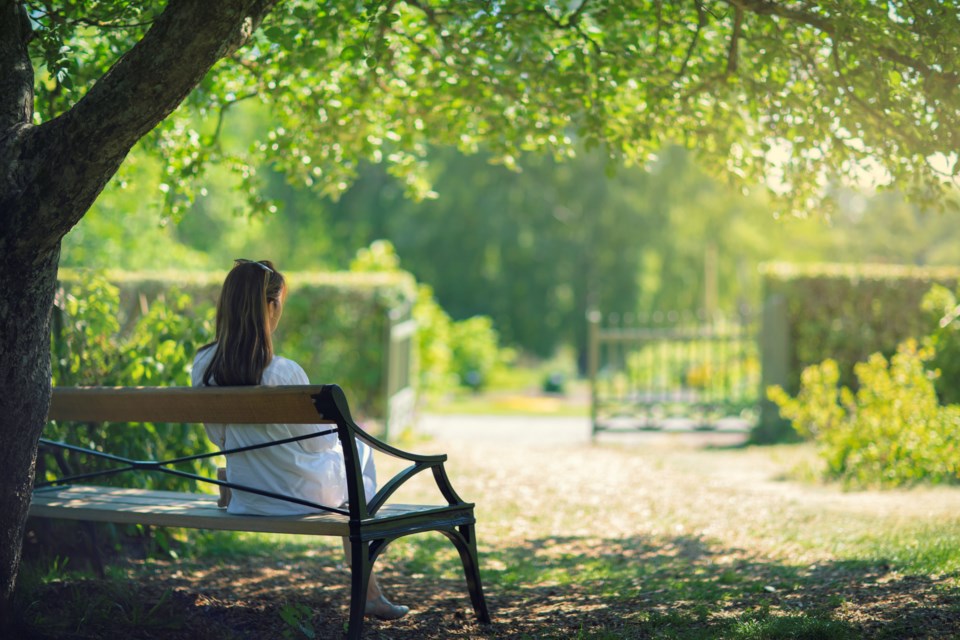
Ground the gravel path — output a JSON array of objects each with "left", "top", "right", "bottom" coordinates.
[{"left": 415, "top": 412, "right": 750, "bottom": 448}]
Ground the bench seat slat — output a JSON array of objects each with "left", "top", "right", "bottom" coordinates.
[
  {"left": 29, "top": 486, "right": 458, "bottom": 537},
  {"left": 48, "top": 386, "right": 333, "bottom": 424}
]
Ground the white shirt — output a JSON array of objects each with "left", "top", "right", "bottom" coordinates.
[{"left": 192, "top": 346, "right": 376, "bottom": 515}]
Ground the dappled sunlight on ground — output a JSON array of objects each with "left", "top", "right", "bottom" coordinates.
[{"left": 17, "top": 419, "right": 960, "bottom": 638}]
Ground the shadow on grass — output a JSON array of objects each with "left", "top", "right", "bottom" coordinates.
[{"left": 13, "top": 528, "right": 960, "bottom": 639}]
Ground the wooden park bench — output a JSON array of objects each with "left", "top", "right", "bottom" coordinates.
[{"left": 29, "top": 384, "right": 491, "bottom": 639}]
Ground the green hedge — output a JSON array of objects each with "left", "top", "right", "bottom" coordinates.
[
  {"left": 276, "top": 270, "right": 416, "bottom": 429},
  {"left": 57, "top": 269, "right": 417, "bottom": 431},
  {"left": 762, "top": 262, "right": 960, "bottom": 396}
]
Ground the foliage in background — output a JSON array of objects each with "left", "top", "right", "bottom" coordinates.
[
  {"left": 276, "top": 270, "right": 416, "bottom": 427},
  {"left": 449, "top": 316, "right": 514, "bottom": 391},
  {"left": 65, "top": 131, "right": 960, "bottom": 369},
  {"left": 47, "top": 272, "right": 216, "bottom": 492},
  {"left": 322, "top": 146, "right": 781, "bottom": 360},
  {"left": 349, "top": 239, "right": 514, "bottom": 393},
  {"left": 412, "top": 282, "right": 455, "bottom": 394},
  {"left": 56, "top": 152, "right": 215, "bottom": 271},
  {"left": 769, "top": 341, "right": 960, "bottom": 488},
  {"left": 762, "top": 262, "right": 960, "bottom": 396}
]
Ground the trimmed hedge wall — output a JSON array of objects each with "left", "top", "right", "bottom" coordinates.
[
  {"left": 57, "top": 269, "right": 417, "bottom": 431},
  {"left": 762, "top": 262, "right": 960, "bottom": 395},
  {"left": 756, "top": 262, "right": 960, "bottom": 442}
]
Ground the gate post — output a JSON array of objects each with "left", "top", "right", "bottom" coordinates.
[
  {"left": 382, "top": 301, "right": 417, "bottom": 441},
  {"left": 587, "top": 309, "right": 602, "bottom": 440},
  {"left": 755, "top": 294, "right": 791, "bottom": 442}
]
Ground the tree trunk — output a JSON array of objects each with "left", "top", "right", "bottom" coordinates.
[
  {"left": 0, "top": 247, "right": 60, "bottom": 627},
  {"left": 0, "top": 0, "right": 279, "bottom": 627}
]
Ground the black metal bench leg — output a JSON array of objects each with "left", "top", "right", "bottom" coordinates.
[
  {"left": 442, "top": 523, "right": 491, "bottom": 624},
  {"left": 346, "top": 538, "right": 372, "bottom": 640}
]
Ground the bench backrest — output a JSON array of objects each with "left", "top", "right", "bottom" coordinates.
[
  {"left": 42, "top": 385, "right": 372, "bottom": 518},
  {"left": 42, "top": 384, "right": 450, "bottom": 522},
  {"left": 48, "top": 385, "right": 335, "bottom": 424}
]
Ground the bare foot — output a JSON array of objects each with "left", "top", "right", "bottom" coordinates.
[{"left": 364, "top": 594, "right": 409, "bottom": 620}]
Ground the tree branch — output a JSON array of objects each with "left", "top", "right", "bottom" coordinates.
[
  {"left": 568, "top": 0, "right": 591, "bottom": 26},
  {"left": 209, "top": 91, "right": 260, "bottom": 151},
  {"left": 676, "top": 1, "right": 708, "bottom": 82},
  {"left": 726, "top": 4, "right": 743, "bottom": 75},
  {"left": 26, "top": 2, "right": 158, "bottom": 31}
]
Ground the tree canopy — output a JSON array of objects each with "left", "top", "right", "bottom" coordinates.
[{"left": 28, "top": 0, "right": 960, "bottom": 218}]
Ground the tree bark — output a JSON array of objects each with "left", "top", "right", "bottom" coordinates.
[
  {"left": 0, "top": 4, "right": 44, "bottom": 627},
  {"left": 0, "top": 246, "right": 60, "bottom": 629},
  {"left": 0, "top": 0, "right": 278, "bottom": 626}
]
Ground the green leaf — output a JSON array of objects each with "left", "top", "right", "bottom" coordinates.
[
  {"left": 56, "top": 69, "right": 73, "bottom": 90},
  {"left": 340, "top": 45, "right": 362, "bottom": 61},
  {"left": 263, "top": 26, "right": 286, "bottom": 43}
]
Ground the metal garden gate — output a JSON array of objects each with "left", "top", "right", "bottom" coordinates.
[{"left": 587, "top": 309, "right": 759, "bottom": 437}]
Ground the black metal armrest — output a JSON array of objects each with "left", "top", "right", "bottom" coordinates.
[{"left": 320, "top": 385, "right": 468, "bottom": 515}]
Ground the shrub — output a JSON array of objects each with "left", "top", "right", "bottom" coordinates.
[
  {"left": 450, "top": 316, "right": 508, "bottom": 390},
  {"left": 349, "top": 240, "right": 456, "bottom": 394},
  {"left": 413, "top": 282, "right": 456, "bottom": 393},
  {"left": 276, "top": 270, "right": 415, "bottom": 425},
  {"left": 349, "top": 239, "right": 515, "bottom": 394},
  {"left": 769, "top": 340, "right": 960, "bottom": 487}
]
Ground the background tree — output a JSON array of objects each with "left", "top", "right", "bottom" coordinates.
[{"left": 2, "top": 0, "right": 959, "bottom": 621}]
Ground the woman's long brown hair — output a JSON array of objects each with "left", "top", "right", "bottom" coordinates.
[{"left": 200, "top": 260, "right": 285, "bottom": 386}]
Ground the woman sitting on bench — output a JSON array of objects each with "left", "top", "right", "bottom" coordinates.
[{"left": 192, "top": 258, "right": 409, "bottom": 621}]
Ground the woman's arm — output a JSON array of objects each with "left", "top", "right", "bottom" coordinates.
[{"left": 192, "top": 348, "right": 228, "bottom": 449}]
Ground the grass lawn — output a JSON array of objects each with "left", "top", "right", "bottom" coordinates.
[
  {"left": 15, "top": 428, "right": 960, "bottom": 639},
  {"left": 423, "top": 390, "right": 590, "bottom": 417},
  {"left": 422, "top": 372, "right": 592, "bottom": 417}
]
